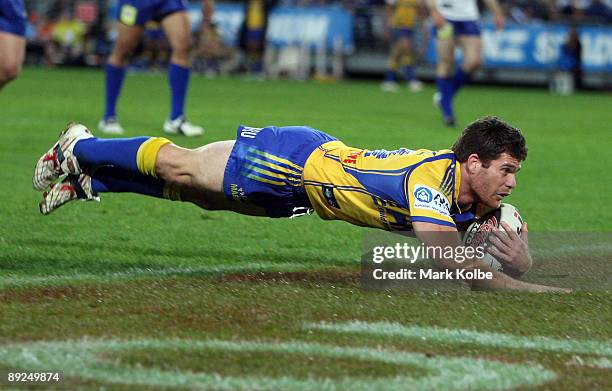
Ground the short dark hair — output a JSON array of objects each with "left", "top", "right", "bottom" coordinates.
[{"left": 452, "top": 116, "right": 528, "bottom": 164}]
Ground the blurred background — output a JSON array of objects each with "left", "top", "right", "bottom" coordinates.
[{"left": 20, "top": 0, "right": 612, "bottom": 92}]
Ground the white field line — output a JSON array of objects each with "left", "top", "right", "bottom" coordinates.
[
  {"left": 305, "top": 321, "right": 612, "bottom": 357},
  {"left": 567, "top": 356, "right": 612, "bottom": 369},
  {"left": 530, "top": 242, "right": 612, "bottom": 258},
  {"left": 0, "top": 262, "right": 314, "bottom": 289},
  {"left": 0, "top": 338, "right": 555, "bottom": 391}
]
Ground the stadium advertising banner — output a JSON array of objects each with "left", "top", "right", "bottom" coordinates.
[
  {"left": 174, "top": 3, "right": 610, "bottom": 72},
  {"left": 266, "top": 6, "right": 354, "bottom": 53},
  {"left": 188, "top": 2, "right": 244, "bottom": 46},
  {"left": 425, "top": 23, "right": 612, "bottom": 73},
  {"left": 188, "top": 3, "right": 354, "bottom": 53}
]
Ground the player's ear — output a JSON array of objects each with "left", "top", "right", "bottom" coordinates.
[{"left": 466, "top": 154, "right": 481, "bottom": 173}]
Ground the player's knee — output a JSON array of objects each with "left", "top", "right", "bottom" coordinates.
[
  {"left": 464, "top": 56, "right": 483, "bottom": 73},
  {"left": 0, "top": 62, "right": 20, "bottom": 84},
  {"left": 156, "top": 165, "right": 190, "bottom": 187},
  {"left": 171, "top": 40, "right": 192, "bottom": 60},
  {"left": 108, "top": 51, "right": 130, "bottom": 66},
  {"left": 437, "top": 64, "right": 453, "bottom": 78},
  {"left": 110, "top": 41, "right": 139, "bottom": 65},
  {"left": 154, "top": 146, "right": 200, "bottom": 188}
]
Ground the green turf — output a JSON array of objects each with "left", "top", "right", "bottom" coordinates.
[{"left": 0, "top": 68, "right": 610, "bottom": 390}]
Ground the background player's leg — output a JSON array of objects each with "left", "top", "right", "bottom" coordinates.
[
  {"left": 399, "top": 36, "right": 421, "bottom": 91},
  {"left": 0, "top": 31, "right": 25, "bottom": 89},
  {"left": 102, "top": 24, "right": 143, "bottom": 125},
  {"left": 452, "top": 35, "right": 482, "bottom": 96},
  {"left": 384, "top": 40, "right": 400, "bottom": 84},
  {"left": 435, "top": 34, "right": 455, "bottom": 124},
  {"left": 161, "top": 11, "right": 192, "bottom": 122}
]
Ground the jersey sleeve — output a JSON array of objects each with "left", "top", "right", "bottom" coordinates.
[{"left": 405, "top": 162, "right": 456, "bottom": 228}]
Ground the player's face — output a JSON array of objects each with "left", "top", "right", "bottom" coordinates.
[{"left": 472, "top": 153, "right": 521, "bottom": 209}]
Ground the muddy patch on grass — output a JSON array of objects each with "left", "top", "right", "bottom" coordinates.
[
  {"left": 0, "top": 285, "right": 107, "bottom": 304},
  {"left": 218, "top": 269, "right": 360, "bottom": 285}
]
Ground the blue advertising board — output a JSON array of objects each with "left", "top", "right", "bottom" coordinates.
[
  {"left": 266, "top": 6, "right": 354, "bottom": 53},
  {"left": 138, "top": 2, "right": 611, "bottom": 73},
  {"left": 188, "top": 3, "right": 354, "bottom": 53},
  {"left": 425, "top": 23, "right": 612, "bottom": 72}
]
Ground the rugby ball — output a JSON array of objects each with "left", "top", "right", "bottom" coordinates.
[{"left": 462, "top": 203, "right": 526, "bottom": 277}]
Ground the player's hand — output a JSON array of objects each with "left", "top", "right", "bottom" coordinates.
[
  {"left": 487, "top": 222, "right": 532, "bottom": 275},
  {"left": 431, "top": 10, "right": 446, "bottom": 28}
]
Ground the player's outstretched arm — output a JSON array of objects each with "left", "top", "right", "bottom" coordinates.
[{"left": 412, "top": 221, "right": 570, "bottom": 292}]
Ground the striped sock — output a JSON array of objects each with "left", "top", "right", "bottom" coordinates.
[{"left": 73, "top": 137, "right": 171, "bottom": 177}]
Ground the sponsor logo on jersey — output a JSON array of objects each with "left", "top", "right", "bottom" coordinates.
[
  {"left": 414, "top": 186, "right": 433, "bottom": 203},
  {"left": 412, "top": 185, "right": 451, "bottom": 217},
  {"left": 322, "top": 185, "right": 340, "bottom": 209},
  {"left": 342, "top": 151, "right": 362, "bottom": 164}
]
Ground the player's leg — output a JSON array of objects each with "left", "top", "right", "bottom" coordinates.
[
  {"left": 34, "top": 124, "right": 266, "bottom": 215},
  {"left": 452, "top": 34, "right": 482, "bottom": 96},
  {"left": 100, "top": 23, "right": 143, "bottom": 134},
  {"left": 0, "top": 0, "right": 26, "bottom": 89},
  {"left": 160, "top": 10, "right": 203, "bottom": 137},
  {"left": 381, "top": 31, "right": 402, "bottom": 92},
  {"left": 0, "top": 31, "right": 25, "bottom": 89},
  {"left": 35, "top": 126, "right": 174, "bottom": 214},
  {"left": 33, "top": 123, "right": 152, "bottom": 192},
  {"left": 155, "top": 141, "right": 267, "bottom": 215},
  {"left": 434, "top": 26, "right": 456, "bottom": 125},
  {"left": 398, "top": 34, "right": 422, "bottom": 92}
]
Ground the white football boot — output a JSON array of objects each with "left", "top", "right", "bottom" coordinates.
[
  {"left": 408, "top": 80, "right": 423, "bottom": 92},
  {"left": 380, "top": 81, "right": 399, "bottom": 92},
  {"left": 433, "top": 91, "right": 442, "bottom": 108},
  {"left": 33, "top": 122, "right": 93, "bottom": 191},
  {"left": 39, "top": 174, "right": 99, "bottom": 215},
  {"left": 163, "top": 116, "right": 204, "bottom": 137},
  {"left": 432, "top": 92, "right": 456, "bottom": 127},
  {"left": 98, "top": 118, "right": 125, "bottom": 135}
]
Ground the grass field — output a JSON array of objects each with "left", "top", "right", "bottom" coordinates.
[{"left": 0, "top": 68, "right": 610, "bottom": 390}]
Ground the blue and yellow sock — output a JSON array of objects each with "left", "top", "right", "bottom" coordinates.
[
  {"left": 91, "top": 166, "right": 182, "bottom": 201},
  {"left": 168, "top": 63, "right": 190, "bottom": 120},
  {"left": 91, "top": 166, "right": 164, "bottom": 198},
  {"left": 74, "top": 137, "right": 171, "bottom": 177},
  {"left": 104, "top": 64, "right": 127, "bottom": 120}
]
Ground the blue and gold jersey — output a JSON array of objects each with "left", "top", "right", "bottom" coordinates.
[
  {"left": 387, "top": 0, "right": 419, "bottom": 29},
  {"left": 246, "top": 0, "right": 265, "bottom": 30},
  {"left": 303, "top": 140, "right": 461, "bottom": 231}
]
